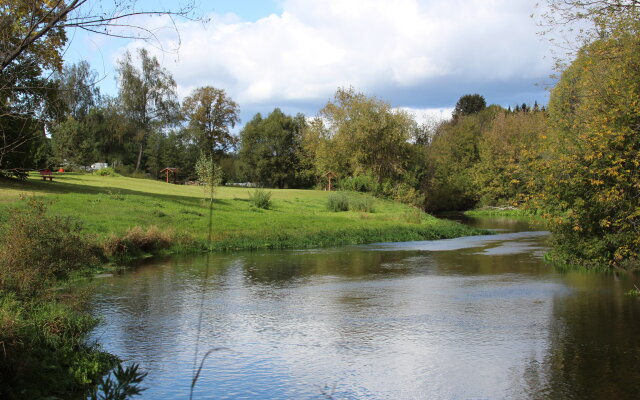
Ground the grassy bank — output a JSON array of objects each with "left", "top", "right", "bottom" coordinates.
[
  {"left": 0, "top": 196, "right": 146, "bottom": 399},
  {"left": 1, "top": 173, "right": 485, "bottom": 255},
  {"left": 0, "top": 173, "right": 486, "bottom": 396}
]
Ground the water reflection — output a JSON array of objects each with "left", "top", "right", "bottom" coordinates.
[
  {"left": 521, "top": 270, "right": 640, "bottom": 400},
  {"left": 91, "top": 218, "right": 640, "bottom": 399}
]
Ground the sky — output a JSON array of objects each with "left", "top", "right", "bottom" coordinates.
[{"left": 64, "top": 0, "right": 555, "bottom": 127}]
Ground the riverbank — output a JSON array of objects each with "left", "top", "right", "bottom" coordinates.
[
  {"left": 0, "top": 173, "right": 487, "bottom": 397},
  {"left": 1, "top": 173, "right": 486, "bottom": 257}
]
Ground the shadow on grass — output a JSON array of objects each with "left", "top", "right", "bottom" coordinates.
[{"left": 1, "top": 175, "right": 232, "bottom": 208}]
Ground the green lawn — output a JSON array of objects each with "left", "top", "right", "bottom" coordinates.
[{"left": 1, "top": 172, "right": 485, "bottom": 252}]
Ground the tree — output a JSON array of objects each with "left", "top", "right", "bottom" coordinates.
[
  {"left": 53, "top": 60, "right": 100, "bottom": 121},
  {"left": 50, "top": 104, "right": 129, "bottom": 169},
  {"left": 0, "top": 0, "right": 197, "bottom": 173},
  {"left": 239, "top": 109, "right": 309, "bottom": 188},
  {"left": 474, "top": 110, "right": 547, "bottom": 206},
  {"left": 303, "top": 87, "right": 414, "bottom": 184},
  {"left": 182, "top": 86, "right": 240, "bottom": 157},
  {"left": 48, "top": 61, "right": 104, "bottom": 169},
  {"left": 50, "top": 117, "right": 94, "bottom": 168},
  {"left": 0, "top": 114, "right": 49, "bottom": 172},
  {"left": 145, "top": 129, "right": 198, "bottom": 179},
  {"left": 539, "top": 1, "right": 640, "bottom": 49},
  {"left": 117, "top": 48, "right": 179, "bottom": 171},
  {"left": 452, "top": 94, "right": 486, "bottom": 120},
  {"left": 0, "top": 24, "right": 58, "bottom": 171},
  {"left": 195, "top": 152, "right": 222, "bottom": 201},
  {"left": 534, "top": 17, "right": 640, "bottom": 267},
  {"left": 424, "top": 106, "right": 501, "bottom": 212},
  {"left": 0, "top": 0, "right": 197, "bottom": 76}
]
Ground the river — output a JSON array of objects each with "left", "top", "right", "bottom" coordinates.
[{"left": 91, "top": 217, "right": 640, "bottom": 399}]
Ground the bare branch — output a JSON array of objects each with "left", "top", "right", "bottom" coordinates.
[{"left": 0, "top": 0, "right": 200, "bottom": 75}]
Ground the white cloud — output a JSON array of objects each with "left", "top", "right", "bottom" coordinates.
[
  {"left": 399, "top": 107, "right": 454, "bottom": 125},
  {"left": 117, "top": 0, "right": 552, "bottom": 113}
]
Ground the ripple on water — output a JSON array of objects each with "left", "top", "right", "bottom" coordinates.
[{"left": 90, "top": 219, "right": 640, "bottom": 399}]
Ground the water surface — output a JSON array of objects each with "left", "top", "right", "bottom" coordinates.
[{"left": 91, "top": 217, "right": 640, "bottom": 399}]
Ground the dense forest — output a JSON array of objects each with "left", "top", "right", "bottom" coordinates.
[{"left": 1, "top": 1, "right": 639, "bottom": 269}]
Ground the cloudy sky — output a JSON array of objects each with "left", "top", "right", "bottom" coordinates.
[{"left": 65, "top": 0, "right": 554, "bottom": 125}]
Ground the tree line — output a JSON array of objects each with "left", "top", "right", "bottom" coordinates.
[{"left": 3, "top": 48, "right": 242, "bottom": 181}]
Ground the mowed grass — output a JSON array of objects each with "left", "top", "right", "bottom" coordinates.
[{"left": 0, "top": 172, "right": 485, "bottom": 252}]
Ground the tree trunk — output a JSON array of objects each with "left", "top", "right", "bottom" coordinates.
[{"left": 135, "top": 142, "right": 144, "bottom": 171}]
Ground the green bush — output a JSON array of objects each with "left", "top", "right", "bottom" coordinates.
[
  {"left": 249, "top": 189, "right": 272, "bottom": 209},
  {"left": 338, "top": 173, "right": 378, "bottom": 192},
  {"left": 327, "top": 192, "right": 349, "bottom": 212},
  {"left": 0, "top": 293, "right": 117, "bottom": 399},
  {"left": 89, "top": 363, "right": 148, "bottom": 400},
  {"left": 0, "top": 197, "right": 118, "bottom": 399},
  {"left": 393, "top": 183, "right": 425, "bottom": 208},
  {"left": 94, "top": 167, "right": 118, "bottom": 177},
  {"left": 0, "top": 197, "right": 99, "bottom": 295},
  {"left": 349, "top": 195, "right": 375, "bottom": 213}
]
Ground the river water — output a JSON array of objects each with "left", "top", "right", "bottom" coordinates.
[{"left": 91, "top": 217, "right": 640, "bottom": 399}]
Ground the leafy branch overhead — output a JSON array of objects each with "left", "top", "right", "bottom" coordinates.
[{"left": 0, "top": 0, "right": 200, "bottom": 75}]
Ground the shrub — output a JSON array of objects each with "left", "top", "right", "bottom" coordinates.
[
  {"left": 327, "top": 192, "right": 349, "bottom": 212},
  {"left": 0, "top": 197, "right": 98, "bottom": 295},
  {"left": 0, "top": 293, "right": 117, "bottom": 399},
  {"left": 89, "top": 363, "right": 148, "bottom": 400},
  {"left": 379, "top": 180, "right": 395, "bottom": 198},
  {"left": 393, "top": 183, "right": 426, "bottom": 208},
  {"left": 349, "top": 195, "right": 375, "bottom": 213},
  {"left": 249, "top": 189, "right": 272, "bottom": 209},
  {"left": 195, "top": 153, "right": 223, "bottom": 198},
  {"left": 0, "top": 197, "right": 118, "bottom": 398},
  {"left": 0, "top": 169, "right": 28, "bottom": 180},
  {"left": 338, "top": 173, "right": 378, "bottom": 192},
  {"left": 95, "top": 167, "right": 118, "bottom": 177},
  {"left": 102, "top": 226, "right": 175, "bottom": 257}
]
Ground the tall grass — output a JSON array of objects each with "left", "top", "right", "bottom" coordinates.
[
  {"left": 349, "top": 195, "right": 375, "bottom": 213},
  {"left": 248, "top": 189, "right": 272, "bottom": 209},
  {"left": 327, "top": 192, "right": 350, "bottom": 211},
  {"left": 102, "top": 225, "right": 179, "bottom": 257},
  {"left": 327, "top": 192, "right": 375, "bottom": 213}
]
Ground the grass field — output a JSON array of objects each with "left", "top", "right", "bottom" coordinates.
[{"left": 1, "top": 172, "right": 485, "bottom": 253}]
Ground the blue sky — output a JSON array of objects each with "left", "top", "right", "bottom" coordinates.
[
  {"left": 65, "top": 0, "right": 554, "bottom": 125},
  {"left": 205, "top": 0, "right": 282, "bottom": 21}
]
